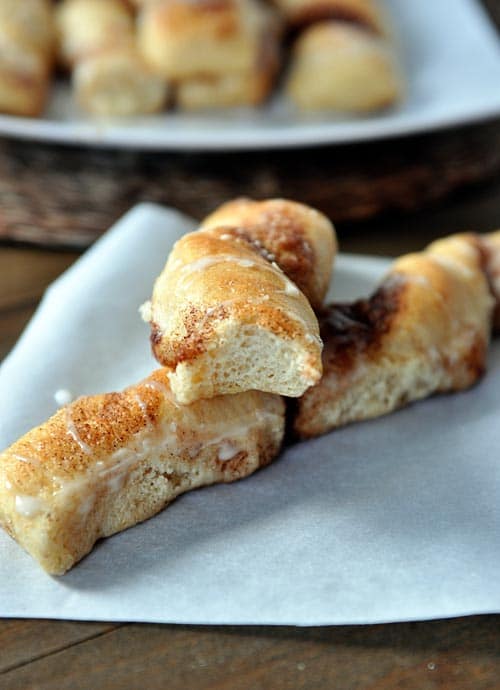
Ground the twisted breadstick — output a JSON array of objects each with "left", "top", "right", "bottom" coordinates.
[
  {"left": 295, "top": 232, "right": 499, "bottom": 438},
  {"left": 200, "top": 198, "right": 337, "bottom": 310},
  {"left": 0, "top": 370, "right": 285, "bottom": 574},
  {"left": 143, "top": 199, "right": 337, "bottom": 403}
]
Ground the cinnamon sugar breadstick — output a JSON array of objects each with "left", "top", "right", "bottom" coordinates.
[
  {"left": 295, "top": 233, "right": 498, "bottom": 438},
  {"left": 0, "top": 369, "right": 285, "bottom": 574},
  {"left": 143, "top": 199, "right": 337, "bottom": 403}
]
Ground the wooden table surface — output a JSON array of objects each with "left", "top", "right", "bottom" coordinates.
[{"left": 3, "top": 6, "right": 500, "bottom": 680}]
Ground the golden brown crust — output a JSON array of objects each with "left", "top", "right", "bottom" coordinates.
[
  {"left": 286, "top": 20, "right": 402, "bottom": 113},
  {"left": 200, "top": 198, "right": 337, "bottom": 309},
  {"left": 146, "top": 218, "right": 323, "bottom": 402},
  {"left": 273, "top": 0, "right": 388, "bottom": 33},
  {"left": 295, "top": 232, "right": 495, "bottom": 438},
  {"left": 138, "top": 0, "right": 280, "bottom": 78},
  {"left": 0, "top": 369, "right": 285, "bottom": 574}
]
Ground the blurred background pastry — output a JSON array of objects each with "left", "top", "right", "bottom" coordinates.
[
  {"left": 56, "top": 0, "right": 168, "bottom": 116},
  {"left": 0, "top": 0, "right": 54, "bottom": 117},
  {"left": 137, "top": 0, "right": 282, "bottom": 109}
]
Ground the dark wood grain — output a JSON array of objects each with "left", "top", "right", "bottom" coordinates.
[
  {"left": 0, "top": 620, "right": 118, "bottom": 674},
  {"left": 2, "top": 617, "right": 500, "bottom": 690}
]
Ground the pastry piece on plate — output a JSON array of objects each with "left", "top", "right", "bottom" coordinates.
[
  {"left": 74, "top": 49, "right": 169, "bottom": 116},
  {"left": 56, "top": 0, "right": 169, "bottom": 116},
  {"left": 295, "top": 232, "right": 497, "bottom": 438},
  {"left": 175, "top": 54, "right": 278, "bottom": 110},
  {"left": 0, "top": 369, "right": 285, "bottom": 574},
  {"left": 200, "top": 197, "right": 337, "bottom": 310},
  {"left": 143, "top": 199, "right": 335, "bottom": 403},
  {"left": 138, "top": 0, "right": 281, "bottom": 108},
  {"left": 285, "top": 20, "right": 403, "bottom": 112},
  {"left": 56, "top": 0, "right": 135, "bottom": 68},
  {"left": 272, "top": 0, "right": 389, "bottom": 33},
  {"left": 0, "top": 0, "right": 54, "bottom": 116}
]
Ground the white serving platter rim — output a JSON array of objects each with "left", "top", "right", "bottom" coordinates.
[{"left": 0, "top": 0, "right": 499, "bottom": 151}]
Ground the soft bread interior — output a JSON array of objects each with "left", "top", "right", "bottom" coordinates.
[
  {"left": 169, "top": 321, "right": 322, "bottom": 403},
  {"left": 148, "top": 225, "right": 323, "bottom": 402}
]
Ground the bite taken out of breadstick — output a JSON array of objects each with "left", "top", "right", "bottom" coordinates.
[
  {"left": 143, "top": 199, "right": 337, "bottom": 404},
  {"left": 295, "top": 232, "right": 498, "bottom": 438},
  {"left": 0, "top": 369, "right": 285, "bottom": 575}
]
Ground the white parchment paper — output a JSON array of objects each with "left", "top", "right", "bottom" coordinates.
[{"left": 0, "top": 203, "right": 499, "bottom": 625}]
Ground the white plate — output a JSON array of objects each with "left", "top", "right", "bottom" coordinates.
[{"left": 0, "top": 0, "right": 500, "bottom": 150}]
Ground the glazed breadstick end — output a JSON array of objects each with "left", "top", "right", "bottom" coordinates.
[{"left": 0, "top": 370, "right": 285, "bottom": 574}]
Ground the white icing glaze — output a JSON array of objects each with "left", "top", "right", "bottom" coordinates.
[
  {"left": 218, "top": 441, "right": 239, "bottom": 462},
  {"left": 5, "top": 479, "right": 12, "bottom": 490},
  {"left": 11, "top": 452, "right": 39, "bottom": 465},
  {"left": 65, "top": 407, "right": 92, "bottom": 455},
  {"left": 139, "top": 300, "right": 152, "bottom": 323},
  {"left": 17, "top": 397, "right": 284, "bottom": 522},
  {"left": 15, "top": 494, "right": 44, "bottom": 518},
  {"left": 131, "top": 391, "right": 152, "bottom": 429},
  {"left": 178, "top": 254, "right": 294, "bottom": 298},
  {"left": 54, "top": 389, "right": 73, "bottom": 406},
  {"left": 78, "top": 495, "right": 94, "bottom": 517},
  {"left": 283, "top": 280, "right": 300, "bottom": 297}
]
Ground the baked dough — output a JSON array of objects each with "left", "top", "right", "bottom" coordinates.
[
  {"left": 0, "top": 369, "right": 285, "bottom": 574},
  {"left": 286, "top": 20, "right": 402, "bottom": 112},
  {"left": 56, "top": 0, "right": 135, "bottom": 68},
  {"left": 138, "top": 0, "right": 281, "bottom": 108},
  {"left": 0, "top": 0, "right": 54, "bottom": 116},
  {"left": 200, "top": 198, "right": 337, "bottom": 310},
  {"left": 144, "top": 227, "right": 323, "bottom": 403},
  {"left": 175, "top": 46, "right": 279, "bottom": 110},
  {"left": 295, "top": 233, "right": 496, "bottom": 438},
  {"left": 56, "top": 0, "right": 168, "bottom": 116},
  {"left": 74, "top": 50, "right": 169, "bottom": 117}
]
